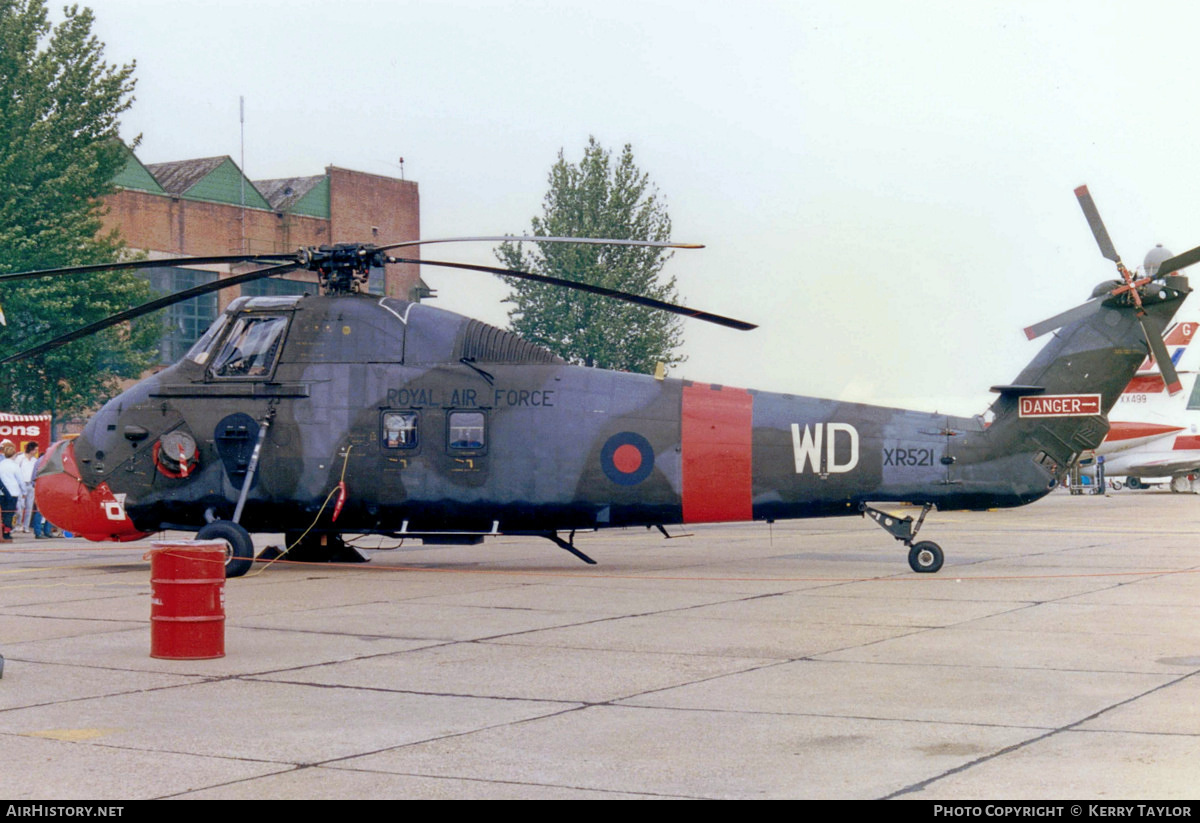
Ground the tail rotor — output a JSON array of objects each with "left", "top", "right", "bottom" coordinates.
[{"left": 1023, "top": 185, "right": 1198, "bottom": 395}]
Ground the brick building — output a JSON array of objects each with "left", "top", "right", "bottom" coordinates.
[{"left": 103, "top": 149, "right": 422, "bottom": 361}]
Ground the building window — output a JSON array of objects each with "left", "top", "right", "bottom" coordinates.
[
  {"left": 242, "top": 277, "right": 319, "bottom": 298},
  {"left": 367, "top": 265, "right": 385, "bottom": 296},
  {"left": 142, "top": 266, "right": 219, "bottom": 364}
]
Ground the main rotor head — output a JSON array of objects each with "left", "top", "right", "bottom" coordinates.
[{"left": 297, "top": 243, "right": 389, "bottom": 295}]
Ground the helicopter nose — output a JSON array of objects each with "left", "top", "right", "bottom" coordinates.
[{"left": 35, "top": 440, "right": 148, "bottom": 542}]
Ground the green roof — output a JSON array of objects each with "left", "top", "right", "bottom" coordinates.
[
  {"left": 118, "top": 152, "right": 334, "bottom": 216},
  {"left": 180, "top": 157, "right": 271, "bottom": 209},
  {"left": 254, "top": 174, "right": 330, "bottom": 218},
  {"left": 143, "top": 156, "right": 272, "bottom": 210},
  {"left": 111, "top": 146, "right": 165, "bottom": 194},
  {"left": 288, "top": 175, "right": 329, "bottom": 218}
]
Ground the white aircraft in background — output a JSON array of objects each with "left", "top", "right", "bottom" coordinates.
[{"left": 1080, "top": 247, "right": 1200, "bottom": 491}]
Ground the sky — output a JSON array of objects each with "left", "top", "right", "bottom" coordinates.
[{"left": 75, "top": 0, "right": 1200, "bottom": 415}]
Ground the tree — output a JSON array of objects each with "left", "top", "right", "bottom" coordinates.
[
  {"left": 496, "top": 137, "right": 684, "bottom": 374},
  {"left": 0, "top": 0, "right": 153, "bottom": 423}
]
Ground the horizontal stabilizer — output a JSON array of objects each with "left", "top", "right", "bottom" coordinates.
[{"left": 989, "top": 384, "right": 1045, "bottom": 397}]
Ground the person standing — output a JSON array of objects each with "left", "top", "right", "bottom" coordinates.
[
  {"left": 0, "top": 441, "right": 20, "bottom": 540},
  {"left": 15, "top": 442, "right": 38, "bottom": 533}
]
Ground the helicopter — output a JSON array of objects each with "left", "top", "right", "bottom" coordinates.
[{"left": 2, "top": 186, "right": 1197, "bottom": 577}]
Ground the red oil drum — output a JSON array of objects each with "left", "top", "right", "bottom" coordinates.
[{"left": 149, "top": 540, "right": 227, "bottom": 659}]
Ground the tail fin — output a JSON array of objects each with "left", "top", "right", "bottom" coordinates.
[{"left": 987, "top": 275, "right": 1191, "bottom": 470}]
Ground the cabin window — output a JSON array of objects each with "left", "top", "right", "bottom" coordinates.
[
  {"left": 382, "top": 411, "right": 419, "bottom": 449},
  {"left": 447, "top": 411, "right": 486, "bottom": 450},
  {"left": 211, "top": 315, "right": 289, "bottom": 378}
]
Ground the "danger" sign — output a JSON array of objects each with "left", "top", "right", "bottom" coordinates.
[{"left": 1018, "top": 394, "right": 1102, "bottom": 418}]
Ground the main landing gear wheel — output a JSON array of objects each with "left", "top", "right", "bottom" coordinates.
[
  {"left": 1170, "top": 475, "right": 1194, "bottom": 494},
  {"left": 908, "top": 541, "right": 944, "bottom": 574},
  {"left": 197, "top": 520, "right": 255, "bottom": 578}
]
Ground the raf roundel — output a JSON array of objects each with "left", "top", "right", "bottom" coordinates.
[{"left": 600, "top": 432, "right": 655, "bottom": 486}]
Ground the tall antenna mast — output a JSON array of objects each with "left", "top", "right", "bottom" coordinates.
[{"left": 239, "top": 96, "right": 246, "bottom": 253}]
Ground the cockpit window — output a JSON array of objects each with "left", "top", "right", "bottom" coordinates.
[
  {"left": 210, "top": 315, "right": 290, "bottom": 378},
  {"left": 185, "top": 314, "right": 229, "bottom": 365}
]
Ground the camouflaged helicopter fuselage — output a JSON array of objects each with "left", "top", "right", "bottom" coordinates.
[{"left": 60, "top": 276, "right": 1188, "bottom": 538}]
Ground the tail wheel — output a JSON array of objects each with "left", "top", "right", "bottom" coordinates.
[
  {"left": 908, "top": 541, "right": 944, "bottom": 574},
  {"left": 197, "top": 520, "right": 255, "bottom": 578}
]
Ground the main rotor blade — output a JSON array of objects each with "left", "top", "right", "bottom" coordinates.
[
  {"left": 1023, "top": 297, "right": 1103, "bottom": 340},
  {"left": 1153, "top": 244, "right": 1200, "bottom": 279},
  {"left": 0, "top": 262, "right": 300, "bottom": 364},
  {"left": 1140, "top": 314, "right": 1183, "bottom": 395},
  {"left": 394, "top": 256, "right": 756, "bottom": 331},
  {"left": 379, "top": 236, "right": 704, "bottom": 253},
  {"left": 0, "top": 238, "right": 702, "bottom": 283},
  {"left": 1074, "top": 185, "right": 1121, "bottom": 264},
  {"left": 0, "top": 254, "right": 297, "bottom": 285}
]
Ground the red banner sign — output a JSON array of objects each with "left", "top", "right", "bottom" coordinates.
[{"left": 0, "top": 413, "right": 51, "bottom": 452}]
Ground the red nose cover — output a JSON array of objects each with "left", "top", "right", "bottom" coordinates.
[{"left": 35, "top": 440, "right": 149, "bottom": 542}]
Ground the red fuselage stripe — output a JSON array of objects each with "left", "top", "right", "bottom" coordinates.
[
  {"left": 681, "top": 383, "right": 753, "bottom": 523},
  {"left": 1122, "top": 375, "right": 1166, "bottom": 394},
  {"left": 1105, "top": 421, "right": 1185, "bottom": 442}
]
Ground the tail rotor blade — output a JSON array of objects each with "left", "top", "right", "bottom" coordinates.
[
  {"left": 1153, "top": 244, "right": 1200, "bottom": 279},
  {"left": 1023, "top": 297, "right": 1103, "bottom": 340},
  {"left": 1140, "top": 314, "right": 1184, "bottom": 395},
  {"left": 1075, "top": 185, "right": 1121, "bottom": 264}
]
